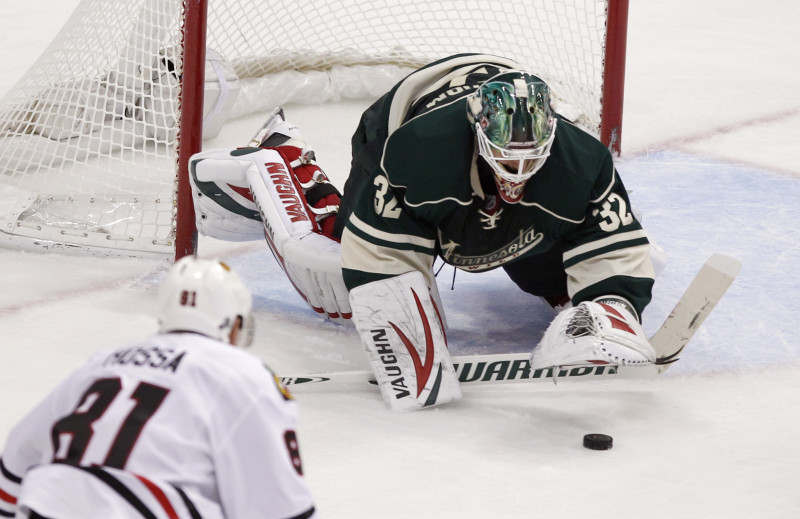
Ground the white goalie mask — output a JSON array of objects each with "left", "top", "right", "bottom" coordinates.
[
  {"left": 467, "top": 71, "right": 557, "bottom": 203},
  {"left": 157, "top": 256, "right": 254, "bottom": 347}
]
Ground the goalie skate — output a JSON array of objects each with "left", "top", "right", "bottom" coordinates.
[{"left": 247, "top": 106, "right": 291, "bottom": 148}]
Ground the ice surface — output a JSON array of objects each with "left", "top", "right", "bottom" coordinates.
[{"left": 1, "top": 1, "right": 799, "bottom": 518}]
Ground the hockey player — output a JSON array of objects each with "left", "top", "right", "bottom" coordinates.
[
  {"left": 188, "top": 53, "right": 665, "bottom": 412},
  {"left": 0, "top": 257, "right": 319, "bottom": 519}
]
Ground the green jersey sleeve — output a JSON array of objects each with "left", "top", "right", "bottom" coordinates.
[
  {"left": 340, "top": 171, "right": 439, "bottom": 290},
  {"left": 561, "top": 152, "right": 655, "bottom": 316}
]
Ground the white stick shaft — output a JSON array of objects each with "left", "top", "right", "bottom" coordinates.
[{"left": 652, "top": 253, "right": 741, "bottom": 373}]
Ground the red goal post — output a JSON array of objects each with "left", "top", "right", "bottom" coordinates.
[
  {"left": 600, "top": 0, "right": 629, "bottom": 156},
  {"left": 0, "top": 0, "right": 629, "bottom": 259}
]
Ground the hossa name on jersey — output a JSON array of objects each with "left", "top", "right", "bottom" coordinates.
[{"left": 102, "top": 345, "right": 187, "bottom": 372}]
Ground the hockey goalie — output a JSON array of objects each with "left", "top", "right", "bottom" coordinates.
[{"left": 188, "top": 54, "right": 668, "bottom": 412}]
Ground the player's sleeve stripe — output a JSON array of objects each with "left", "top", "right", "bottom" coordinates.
[
  {"left": 287, "top": 505, "right": 316, "bottom": 519},
  {"left": 341, "top": 228, "right": 434, "bottom": 281},
  {"left": 347, "top": 214, "right": 436, "bottom": 252},
  {"left": 0, "top": 458, "right": 20, "bottom": 516},
  {"left": 0, "top": 460, "right": 20, "bottom": 485},
  {"left": 171, "top": 485, "right": 202, "bottom": 519},
  {"left": 0, "top": 487, "right": 15, "bottom": 506},
  {"left": 135, "top": 475, "right": 181, "bottom": 519},
  {"left": 566, "top": 243, "right": 654, "bottom": 295},
  {"left": 345, "top": 222, "right": 435, "bottom": 255},
  {"left": 80, "top": 466, "right": 159, "bottom": 519},
  {"left": 562, "top": 230, "right": 649, "bottom": 268}
]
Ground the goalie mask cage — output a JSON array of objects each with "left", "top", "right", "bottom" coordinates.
[{"left": 0, "top": 0, "right": 628, "bottom": 258}]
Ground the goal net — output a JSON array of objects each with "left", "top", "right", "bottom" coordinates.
[{"left": 0, "top": 0, "right": 628, "bottom": 256}]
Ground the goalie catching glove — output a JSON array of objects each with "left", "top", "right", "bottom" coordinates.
[
  {"left": 530, "top": 296, "right": 656, "bottom": 370},
  {"left": 349, "top": 271, "right": 462, "bottom": 411},
  {"left": 189, "top": 108, "right": 350, "bottom": 323}
]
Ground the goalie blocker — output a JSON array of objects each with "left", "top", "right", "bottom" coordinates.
[{"left": 189, "top": 115, "right": 351, "bottom": 323}]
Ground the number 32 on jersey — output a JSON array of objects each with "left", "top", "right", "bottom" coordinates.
[
  {"left": 373, "top": 175, "right": 402, "bottom": 218},
  {"left": 593, "top": 193, "right": 633, "bottom": 232}
]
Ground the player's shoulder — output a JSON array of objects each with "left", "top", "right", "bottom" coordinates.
[
  {"left": 522, "top": 118, "right": 616, "bottom": 215},
  {"left": 155, "top": 333, "right": 291, "bottom": 403},
  {"left": 97, "top": 333, "right": 277, "bottom": 391},
  {"left": 378, "top": 53, "right": 519, "bottom": 131},
  {"left": 543, "top": 117, "right": 614, "bottom": 182},
  {"left": 552, "top": 116, "right": 611, "bottom": 162},
  {"left": 382, "top": 101, "right": 475, "bottom": 207},
  {"left": 170, "top": 333, "right": 273, "bottom": 374}
]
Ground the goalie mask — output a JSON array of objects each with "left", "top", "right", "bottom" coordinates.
[
  {"left": 467, "top": 71, "right": 557, "bottom": 203},
  {"left": 158, "top": 257, "right": 254, "bottom": 347}
]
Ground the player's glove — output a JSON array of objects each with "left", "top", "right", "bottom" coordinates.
[{"left": 530, "top": 296, "right": 655, "bottom": 370}]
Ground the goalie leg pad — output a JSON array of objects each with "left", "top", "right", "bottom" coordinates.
[
  {"left": 189, "top": 147, "right": 265, "bottom": 242},
  {"left": 189, "top": 110, "right": 349, "bottom": 322},
  {"left": 244, "top": 147, "right": 351, "bottom": 323},
  {"left": 349, "top": 271, "right": 462, "bottom": 411},
  {"left": 282, "top": 233, "right": 352, "bottom": 322}
]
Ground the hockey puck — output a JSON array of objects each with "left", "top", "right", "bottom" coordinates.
[{"left": 583, "top": 433, "right": 613, "bottom": 450}]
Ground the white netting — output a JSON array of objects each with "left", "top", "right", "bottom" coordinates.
[{"left": 0, "top": 0, "right": 611, "bottom": 255}]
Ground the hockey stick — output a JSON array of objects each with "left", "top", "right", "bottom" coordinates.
[
  {"left": 279, "top": 253, "right": 741, "bottom": 388},
  {"left": 651, "top": 253, "right": 741, "bottom": 373},
  {"left": 280, "top": 354, "right": 633, "bottom": 388}
]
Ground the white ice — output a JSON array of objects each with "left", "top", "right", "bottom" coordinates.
[{"left": 1, "top": 1, "right": 799, "bottom": 518}]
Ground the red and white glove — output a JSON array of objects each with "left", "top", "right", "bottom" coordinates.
[{"left": 530, "top": 296, "right": 655, "bottom": 370}]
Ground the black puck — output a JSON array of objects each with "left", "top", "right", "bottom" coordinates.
[{"left": 583, "top": 433, "right": 613, "bottom": 450}]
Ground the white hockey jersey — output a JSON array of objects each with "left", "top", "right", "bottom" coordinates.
[{"left": 0, "top": 333, "right": 317, "bottom": 519}]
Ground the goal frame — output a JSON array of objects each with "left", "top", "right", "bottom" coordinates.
[
  {"left": 175, "top": 0, "right": 208, "bottom": 259},
  {"left": 0, "top": 0, "right": 630, "bottom": 260},
  {"left": 600, "top": 0, "right": 629, "bottom": 156}
]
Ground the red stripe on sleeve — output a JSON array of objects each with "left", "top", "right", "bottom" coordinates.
[
  {"left": 0, "top": 487, "right": 17, "bottom": 505},
  {"left": 135, "top": 475, "right": 179, "bottom": 519}
]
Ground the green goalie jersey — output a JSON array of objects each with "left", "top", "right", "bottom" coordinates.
[{"left": 335, "top": 54, "right": 655, "bottom": 316}]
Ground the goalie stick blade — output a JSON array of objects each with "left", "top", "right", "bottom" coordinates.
[
  {"left": 651, "top": 253, "right": 742, "bottom": 373},
  {"left": 280, "top": 353, "right": 657, "bottom": 389}
]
